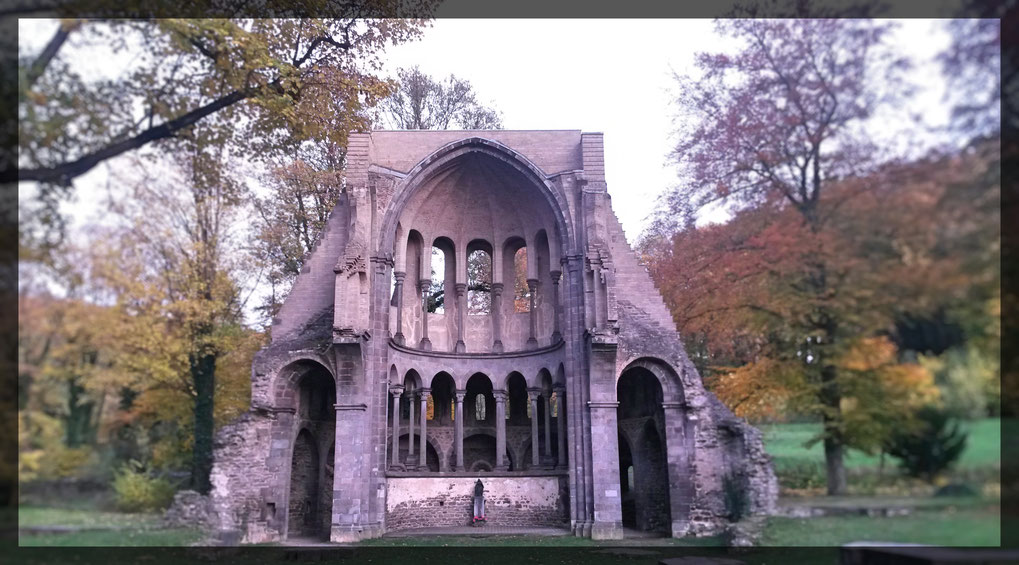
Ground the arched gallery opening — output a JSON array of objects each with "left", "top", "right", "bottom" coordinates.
[
  {"left": 286, "top": 363, "right": 336, "bottom": 540},
  {"left": 616, "top": 366, "right": 671, "bottom": 534}
]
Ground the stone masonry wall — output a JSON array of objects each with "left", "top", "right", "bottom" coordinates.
[{"left": 385, "top": 476, "right": 567, "bottom": 531}]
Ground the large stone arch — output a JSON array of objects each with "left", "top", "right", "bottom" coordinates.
[
  {"left": 271, "top": 356, "right": 336, "bottom": 410},
  {"left": 378, "top": 137, "right": 575, "bottom": 264},
  {"left": 616, "top": 357, "right": 694, "bottom": 536},
  {"left": 617, "top": 357, "right": 686, "bottom": 404},
  {"left": 281, "top": 364, "right": 337, "bottom": 542}
]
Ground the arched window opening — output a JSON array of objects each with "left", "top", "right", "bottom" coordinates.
[
  {"left": 514, "top": 247, "right": 529, "bottom": 312},
  {"left": 466, "top": 374, "right": 494, "bottom": 427},
  {"left": 475, "top": 394, "right": 486, "bottom": 420},
  {"left": 467, "top": 249, "right": 492, "bottom": 315},
  {"left": 430, "top": 373, "right": 455, "bottom": 425},
  {"left": 507, "top": 373, "right": 529, "bottom": 425},
  {"left": 429, "top": 246, "right": 445, "bottom": 313},
  {"left": 426, "top": 395, "right": 434, "bottom": 420}
]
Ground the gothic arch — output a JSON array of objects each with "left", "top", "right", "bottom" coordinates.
[
  {"left": 618, "top": 357, "right": 685, "bottom": 404},
  {"left": 378, "top": 138, "right": 574, "bottom": 261},
  {"left": 271, "top": 356, "right": 336, "bottom": 410}
]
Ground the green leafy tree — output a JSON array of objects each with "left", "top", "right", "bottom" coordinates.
[
  {"left": 885, "top": 405, "right": 969, "bottom": 483},
  {"left": 16, "top": 16, "right": 433, "bottom": 255},
  {"left": 89, "top": 138, "right": 250, "bottom": 493}
]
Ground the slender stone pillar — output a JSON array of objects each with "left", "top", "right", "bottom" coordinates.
[
  {"left": 454, "top": 389, "right": 466, "bottom": 471},
  {"left": 405, "top": 390, "right": 416, "bottom": 468},
  {"left": 550, "top": 270, "right": 562, "bottom": 342},
  {"left": 590, "top": 262, "right": 602, "bottom": 329},
  {"left": 528, "top": 387, "right": 541, "bottom": 467},
  {"left": 543, "top": 391, "right": 553, "bottom": 461},
  {"left": 554, "top": 385, "right": 567, "bottom": 468},
  {"left": 393, "top": 271, "right": 406, "bottom": 344},
  {"left": 494, "top": 390, "right": 509, "bottom": 470},
  {"left": 454, "top": 282, "right": 467, "bottom": 353},
  {"left": 418, "top": 279, "right": 432, "bottom": 350},
  {"left": 390, "top": 386, "right": 404, "bottom": 470},
  {"left": 418, "top": 388, "right": 430, "bottom": 469},
  {"left": 526, "top": 279, "right": 539, "bottom": 347},
  {"left": 491, "top": 282, "right": 504, "bottom": 352}
]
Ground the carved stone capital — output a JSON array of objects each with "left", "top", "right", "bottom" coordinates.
[
  {"left": 526, "top": 278, "right": 539, "bottom": 291},
  {"left": 393, "top": 271, "right": 406, "bottom": 283},
  {"left": 550, "top": 270, "right": 562, "bottom": 283},
  {"left": 390, "top": 385, "right": 405, "bottom": 397},
  {"left": 491, "top": 282, "right": 505, "bottom": 295},
  {"left": 454, "top": 282, "right": 467, "bottom": 296},
  {"left": 454, "top": 389, "right": 467, "bottom": 402},
  {"left": 418, "top": 279, "right": 431, "bottom": 293},
  {"left": 493, "top": 390, "right": 508, "bottom": 403}
]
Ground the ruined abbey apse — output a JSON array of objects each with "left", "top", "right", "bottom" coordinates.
[{"left": 209, "top": 130, "right": 778, "bottom": 543}]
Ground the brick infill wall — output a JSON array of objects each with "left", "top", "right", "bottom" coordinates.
[{"left": 385, "top": 476, "right": 567, "bottom": 531}]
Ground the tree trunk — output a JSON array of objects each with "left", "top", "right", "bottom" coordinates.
[
  {"left": 820, "top": 359, "right": 846, "bottom": 495},
  {"left": 822, "top": 422, "right": 847, "bottom": 495},
  {"left": 66, "top": 377, "right": 95, "bottom": 448},
  {"left": 190, "top": 349, "right": 216, "bottom": 494}
]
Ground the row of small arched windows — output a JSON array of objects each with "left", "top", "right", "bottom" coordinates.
[
  {"left": 427, "top": 248, "right": 531, "bottom": 315},
  {"left": 402, "top": 392, "right": 560, "bottom": 421}
]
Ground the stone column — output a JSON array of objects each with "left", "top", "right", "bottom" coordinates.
[
  {"left": 418, "top": 388, "right": 430, "bottom": 469},
  {"left": 554, "top": 385, "right": 567, "bottom": 468},
  {"left": 543, "top": 392, "right": 553, "bottom": 462},
  {"left": 389, "top": 386, "right": 404, "bottom": 470},
  {"left": 550, "top": 270, "right": 562, "bottom": 342},
  {"left": 491, "top": 282, "right": 504, "bottom": 352},
  {"left": 393, "top": 271, "right": 406, "bottom": 345},
  {"left": 526, "top": 279, "right": 539, "bottom": 348},
  {"left": 494, "top": 390, "right": 509, "bottom": 470},
  {"left": 405, "top": 390, "right": 416, "bottom": 468},
  {"left": 454, "top": 282, "right": 467, "bottom": 353},
  {"left": 418, "top": 279, "right": 432, "bottom": 350},
  {"left": 454, "top": 389, "right": 466, "bottom": 471},
  {"left": 589, "top": 400, "right": 623, "bottom": 540},
  {"left": 528, "top": 387, "right": 541, "bottom": 467}
]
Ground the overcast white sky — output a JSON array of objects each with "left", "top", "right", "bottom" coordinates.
[{"left": 19, "top": 18, "right": 952, "bottom": 246}]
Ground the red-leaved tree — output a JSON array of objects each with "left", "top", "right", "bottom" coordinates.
[{"left": 657, "top": 18, "right": 911, "bottom": 494}]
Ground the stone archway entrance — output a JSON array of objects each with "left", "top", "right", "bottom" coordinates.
[
  {"left": 288, "top": 429, "right": 320, "bottom": 537},
  {"left": 616, "top": 367, "right": 671, "bottom": 535},
  {"left": 285, "top": 364, "right": 336, "bottom": 540}
]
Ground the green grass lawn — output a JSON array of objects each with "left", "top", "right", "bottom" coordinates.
[
  {"left": 759, "top": 418, "right": 1002, "bottom": 491},
  {"left": 19, "top": 527, "right": 205, "bottom": 547},
  {"left": 762, "top": 504, "right": 1000, "bottom": 546},
  {"left": 19, "top": 506, "right": 162, "bottom": 529},
  {"left": 759, "top": 418, "right": 1001, "bottom": 470},
  {"left": 18, "top": 505, "right": 202, "bottom": 547}
]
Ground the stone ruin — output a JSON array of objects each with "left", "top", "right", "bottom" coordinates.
[{"left": 207, "top": 130, "right": 778, "bottom": 544}]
